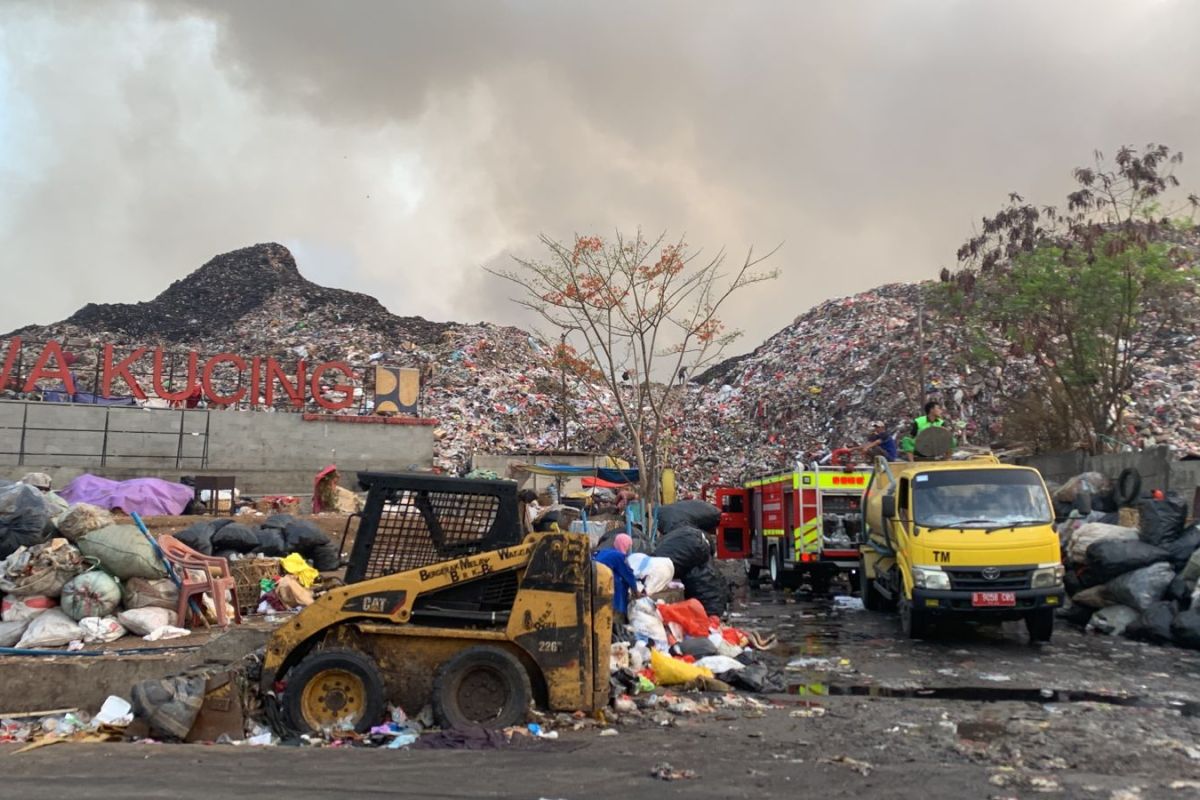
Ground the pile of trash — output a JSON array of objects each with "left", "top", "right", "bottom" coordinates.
[
  {"left": 675, "top": 227, "right": 1200, "bottom": 486},
  {"left": 1057, "top": 485, "right": 1200, "bottom": 649},
  {"left": 4, "top": 243, "right": 617, "bottom": 473},
  {"left": 0, "top": 479, "right": 337, "bottom": 650},
  {"left": 672, "top": 282, "right": 1037, "bottom": 487},
  {"left": 613, "top": 596, "right": 784, "bottom": 705},
  {"left": 11, "top": 232, "right": 1200, "bottom": 484}
]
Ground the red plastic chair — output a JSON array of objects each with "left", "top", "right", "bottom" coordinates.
[{"left": 157, "top": 535, "right": 243, "bottom": 628}]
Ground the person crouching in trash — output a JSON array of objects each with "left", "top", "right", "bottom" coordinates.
[{"left": 593, "top": 533, "right": 643, "bottom": 631}]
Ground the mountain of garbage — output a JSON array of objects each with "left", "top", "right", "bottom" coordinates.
[
  {"left": 675, "top": 226, "right": 1200, "bottom": 487},
  {"left": 10, "top": 234, "right": 1200, "bottom": 485},
  {"left": 5, "top": 243, "right": 617, "bottom": 472}
]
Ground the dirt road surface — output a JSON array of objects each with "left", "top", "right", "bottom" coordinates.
[{"left": 5, "top": 587, "right": 1200, "bottom": 800}]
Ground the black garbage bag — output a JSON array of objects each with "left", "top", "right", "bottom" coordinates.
[
  {"left": 1163, "top": 526, "right": 1200, "bottom": 570},
  {"left": 653, "top": 526, "right": 711, "bottom": 575},
  {"left": 682, "top": 561, "right": 729, "bottom": 617},
  {"left": 533, "top": 510, "right": 560, "bottom": 532},
  {"left": 0, "top": 484, "right": 52, "bottom": 559},
  {"left": 1085, "top": 539, "right": 1170, "bottom": 583},
  {"left": 1125, "top": 601, "right": 1177, "bottom": 645},
  {"left": 283, "top": 519, "right": 330, "bottom": 552},
  {"left": 1057, "top": 603, "right": 1095, "bottom": 627},
  {"left": 254, "top": 527, "right": 288, "bottom": 557},
  {"left": 210, "top": 518, "right": 234, "bottom": 533},
  {"left": 1170, "top": 608, "right": 1200, "bottom": 650},
  {"left": 1166, "top": 574, "right": 1193, "bottom": 607},
  {"left": 657, "top": 500, "right": 721, "bottom": 535},
  {"left": 1138, "top": 493, "right": 1187, "bottom": 547},
  {"left": 309, "top": 541, "right": 341, "bottom": 571},
  {"left": 131, "top": 673, "right": 206, "bottom": 739},
  {"left": 174, "top": 521, "right": 216, "bottom": 555},
  {"left": 212, "top": 523, "right": 260, "bottom": 553},
  {"left": 261, "top": 514, "right": 296, "bottom": 531},
  {"left": 677, "top": 636, "right": 719, "bottom": 658},
  {"left": 1091, "top": 490, "right": 1119, "bottom": 514},
  {"left": 1105, "top": 562, "right": 1176, "bottom": 612},
  {"left": 722, "top": 662, "right": 787, "bottom": 694},
  {"left": 1067, "top": 564, "right": 1106, "bottom": 592},
  {"left": 595, "top": 529, "right": 650, "bottom": 554}
]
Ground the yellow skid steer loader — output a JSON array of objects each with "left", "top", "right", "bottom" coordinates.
[{"left": 262, "top": 472, "right": 613, "bottom": 734}]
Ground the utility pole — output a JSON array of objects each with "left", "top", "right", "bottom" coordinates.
[
  {"left": 559, "top": 331, "right": 568, "bottom": 451},
  {"left": 917, "top": 294, "right": 926, "bottom": 404}
]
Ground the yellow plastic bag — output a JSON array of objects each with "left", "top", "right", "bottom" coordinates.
[
  {"left": 650, "top": 648, "right": 714, "bottom": 686},
  {"left": 281, "top": 553, "right": 319, "bottom": 588}
]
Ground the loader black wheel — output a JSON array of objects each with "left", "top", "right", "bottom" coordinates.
[
  {"left": 283, "top": 648, "right": 386, "bottom": 735},
  {"left": 433, "top": 646, "right": 532, "bottom": 730}
]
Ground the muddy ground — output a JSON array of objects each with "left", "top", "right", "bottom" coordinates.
[{"left": 5, "top": 583, "right": 1200, "bottom": 799}]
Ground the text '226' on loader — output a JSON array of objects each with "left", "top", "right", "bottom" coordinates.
[{"left": 261, "top": 472, "right": 613, "bottom": 734}]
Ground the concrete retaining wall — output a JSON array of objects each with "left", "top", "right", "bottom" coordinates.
[
  {"left": 1016, "top": 446, "right": 1200, "bottom": 511},
  {"left": 0, "top": 400, "right": 434, "bottom": 494}
]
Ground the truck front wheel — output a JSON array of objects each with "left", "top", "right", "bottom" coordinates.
[
  {"left": 859, "top": 558, "right": 886, "bottom": 611},
  {"left": 900, "top": 599, "right": 929, "bottom": 639},
  {"left": 1025, "top": 608, "right": 1054, "bottom": 643}
]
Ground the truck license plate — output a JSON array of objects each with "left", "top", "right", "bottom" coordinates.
[{"left": 972, "top": 592, "right": 1016, "bottom": 607}]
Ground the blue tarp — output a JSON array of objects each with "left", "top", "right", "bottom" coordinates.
[{"left": 515, "top": 462, "right": 640, "bottom": 484}]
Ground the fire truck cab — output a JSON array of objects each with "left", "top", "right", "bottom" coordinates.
[{"left": 711, "top": 464, "right": 871, "bottom": 592}]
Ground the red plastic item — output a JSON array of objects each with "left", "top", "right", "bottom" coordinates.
[
  {"left": 157, "top": 534, "right": 243, "bottom": 628},
  {"left": 656, "top": 599, "right": 712, "bottom": 637},
  {"left": 722, "top": 627, "right": 750, "bottom": 646}
]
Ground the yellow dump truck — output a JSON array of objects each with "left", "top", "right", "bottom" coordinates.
[{"left": 858, "top": 455, "right": 1064, "bottom": 641}]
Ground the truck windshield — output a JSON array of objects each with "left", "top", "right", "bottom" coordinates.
[{"left": 913, "top": 469, "right": 1052, "bottom": 530}]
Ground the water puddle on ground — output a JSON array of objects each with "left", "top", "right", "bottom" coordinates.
[{"left": 786, "top": 682, "right": 1160, "bottom": 707}]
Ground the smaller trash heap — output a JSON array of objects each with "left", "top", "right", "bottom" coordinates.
[
  {"left": 0, "top": 478, "right": 342, "bottom": 652},
  {"left": 1054, "top": 471, "right": 1200, "bottom": 649}
]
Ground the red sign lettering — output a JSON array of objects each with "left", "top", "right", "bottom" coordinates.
[
  {"left": 311, "top": 361, "right": 355, "bottom": 411},
  {"left": 265, "top": 357, "right": 306, "bottom": 407},
  {"left": 1, "top": 337, "right": 21, "bottom": 390},
  {"left": 152, "top": 349, "right": 197, "bottom": 402},
  {"left": 201, "top": 353, "right": 248, "bottom": 405},
  {"left": 2, "top": 339, "right": 380, "bottom": 412},
  {"left": 101, "top": 344, "right": 148, "bottom": 399},
  {"left": 23, "top": 340, "right": 76, "bottom": 395}
]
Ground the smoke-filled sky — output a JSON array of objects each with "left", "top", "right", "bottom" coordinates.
[{"left": 2, "top": 1, "right": 1198, "bottom": 352}]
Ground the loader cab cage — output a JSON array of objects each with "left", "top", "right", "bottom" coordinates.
[{"left": 346, "top": 472, "right": 524, "bottom": 584}]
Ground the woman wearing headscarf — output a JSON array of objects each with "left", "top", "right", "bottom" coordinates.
[{"left": 592, "top": 533, "right": 641, "bottom": 626}]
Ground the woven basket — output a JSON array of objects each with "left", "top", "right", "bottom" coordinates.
[{"left": 229, "top": 558, "right": 280, "bottom": 614}]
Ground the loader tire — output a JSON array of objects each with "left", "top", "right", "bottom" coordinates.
[
  {"left": 433, "top": 646, "right": 532, "bottom": 730},
  {"left": 283, "top": 647, "right": 386, "bottom": 735}
]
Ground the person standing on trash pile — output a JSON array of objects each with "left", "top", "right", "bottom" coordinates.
[
  {"left": 857, "top": 420, "right": 898, "bottom": 461},
  {"left": 593, "top": 533, "right": 642, "bottom": 628},
  {"left": 900, "top": 401, "right": 955, "bottom": 459}
]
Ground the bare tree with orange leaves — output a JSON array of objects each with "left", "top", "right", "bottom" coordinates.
[{"left": 489, "top": 230, "right": 777, "bottom": 508}]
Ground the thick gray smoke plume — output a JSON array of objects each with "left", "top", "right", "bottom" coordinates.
[{"left": 1, "top": 1, "right": 1198, "bottom": 346}]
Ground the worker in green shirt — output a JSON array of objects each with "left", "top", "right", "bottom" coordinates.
[{"left": 900, "top": 401, "right": 955, "bottom": 459}]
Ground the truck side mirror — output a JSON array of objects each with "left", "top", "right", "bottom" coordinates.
[{"left": 881, "top": 496, "right": 896, "bottom": 519}]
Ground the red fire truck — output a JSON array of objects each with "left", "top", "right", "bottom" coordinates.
[{"left": 709, "top": 461, "right": 872, "bottom": 592}]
